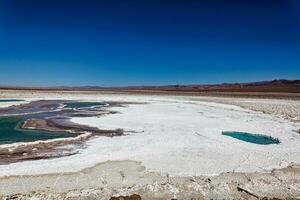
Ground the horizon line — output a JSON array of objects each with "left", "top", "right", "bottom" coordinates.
[{"left": 0, "top": 79, "right": 299, "bottom": 89}]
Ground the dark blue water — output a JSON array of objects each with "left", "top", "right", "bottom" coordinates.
[
  {"left": 222, "top": 131, "right": 280, "bottom": 145},
  {"left": 0, "top": 99, "right": 23, "bottom": 102}
]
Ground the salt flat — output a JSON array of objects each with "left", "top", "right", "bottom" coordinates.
[
  {"left": 71, "top": 97, "right": 300, "bottom": 176},
  {"left": 1, "top": 94, "right": 299, "bottom": 177}
]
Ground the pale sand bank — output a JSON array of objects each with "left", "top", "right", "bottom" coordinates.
[{"left": 1, "top": 160, "right": 300, "bottom": 199}]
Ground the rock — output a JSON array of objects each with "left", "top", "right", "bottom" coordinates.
[{"left": 110, "top": 194, "right": 142, "bottom": 200}]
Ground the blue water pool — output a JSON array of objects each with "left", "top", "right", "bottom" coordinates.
[
  {"left": 0, "top": 117, "right": 72, "bottom": 144},
  {"left": 222, "top": 131, "right": 280, "bottom": 145},
  {"left": 0, "top": 99, "right": 23, "bottom": 102}
]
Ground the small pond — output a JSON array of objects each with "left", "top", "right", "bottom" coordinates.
[{"left": 222, "top": 131, "right": 280, "bottom": 145}]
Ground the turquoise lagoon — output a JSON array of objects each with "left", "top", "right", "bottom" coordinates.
[
  {"left": 0, "top": 117, "right": 71, "bottom": 145},
  {"left": 222, "top": 131, "right": 280, "bottom": 145}
]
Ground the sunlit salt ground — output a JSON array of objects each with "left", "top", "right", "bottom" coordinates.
[{"left": 0, "top": 96, "right": 299, "bottom": 176}]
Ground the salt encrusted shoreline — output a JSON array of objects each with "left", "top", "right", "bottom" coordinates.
[
  {"left": 0, "top": 100, "right": 130, "bottom": 164},
  {"left": 0, "top": 90, "right": 300, "bottom": 199}
]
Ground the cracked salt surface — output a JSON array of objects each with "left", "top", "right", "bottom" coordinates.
[{"left": 0, "top": 96, "right": 299, "bottom": 177}]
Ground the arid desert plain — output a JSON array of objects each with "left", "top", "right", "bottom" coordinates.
[{"left": 0, "top": 89, "right": 299, "bottom": 200}]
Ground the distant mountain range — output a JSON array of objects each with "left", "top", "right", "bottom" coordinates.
[{"left": 1, "top": 79, "right": 300, "bottom": 93}]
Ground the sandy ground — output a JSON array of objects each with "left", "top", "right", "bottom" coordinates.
[
  {"left": 190, "top": 96, "right": 300, "bottom": 122},
  {"left": 1, "top": 161, "right": 300, "bottom": 200},
  {"left": 0, "top": 90, "right": 300, "bottom": 199}
]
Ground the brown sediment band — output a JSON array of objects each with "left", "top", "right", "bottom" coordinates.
[
  {"left": 21, "top": 116, "right": 123, "bottom": 137},
  {"left": 110, "top": 194, "right": 142, "bottom": 200},
  {"left": 0, "top": 133, "right": 88, "bottom": 164}
]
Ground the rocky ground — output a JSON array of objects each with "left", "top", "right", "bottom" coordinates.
[
  {"left": 0, "top": 161, "right": 300, "bottom": 200},
  {"left": 190, "top": 96, "right": 300, "bottom": 123}
]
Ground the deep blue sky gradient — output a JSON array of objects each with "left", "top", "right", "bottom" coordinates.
[{"left": 0, "top": 0, "right": 300, "bottom": 86}]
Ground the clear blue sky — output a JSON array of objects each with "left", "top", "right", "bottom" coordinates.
[{"left": 0, "top": 0, "right": 299, "bottom": 87}]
